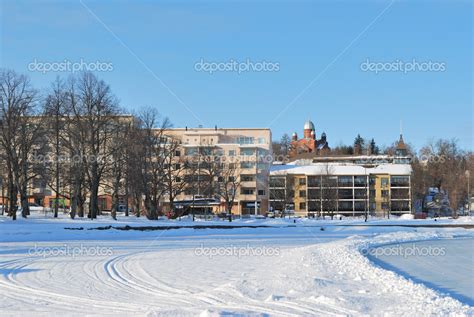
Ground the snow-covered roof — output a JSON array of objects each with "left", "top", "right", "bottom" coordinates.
[{"left": 270, "top": 162, "right": 412, "bottom": 176}]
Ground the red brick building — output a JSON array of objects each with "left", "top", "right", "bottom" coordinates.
[{"left": 289, "top": 120, "right": 329, "bottom": 158}]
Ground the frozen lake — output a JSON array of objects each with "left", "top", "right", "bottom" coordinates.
[{"left": 369, "top": 237, "right": 474, "bottom": 305}]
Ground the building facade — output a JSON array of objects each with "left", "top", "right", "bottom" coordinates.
[
  {"left": 165, "top": 127, "right": 272, "bottom": 216},
  {"left": 269, "top": 158, "right": 412, "bottom": 217}
]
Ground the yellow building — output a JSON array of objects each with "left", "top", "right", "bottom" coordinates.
[{"left": 270, "top": 156, "right": 412, "bottom": 217}]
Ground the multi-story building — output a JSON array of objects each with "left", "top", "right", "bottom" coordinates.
[
  {"left": 165, "top": 126, "right": 272, "bottom": 216},
  {"left": 270, "top": 136, "right": 412, "bottom": 217}
]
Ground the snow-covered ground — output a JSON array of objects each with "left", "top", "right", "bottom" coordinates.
[{"left": 0, "top": 214, "right": 473, "bottom": 316}]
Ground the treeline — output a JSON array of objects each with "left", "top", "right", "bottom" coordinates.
[{"left": 0, "top": 69, "right": 240, "bottom": 221}]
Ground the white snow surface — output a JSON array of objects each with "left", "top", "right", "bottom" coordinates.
[{"left": 0, "top": 214, "right": 473, "bottom": 316}]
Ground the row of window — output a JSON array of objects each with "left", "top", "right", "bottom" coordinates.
[
  {"left": 295, "top": 200, "right": 410, "bottom": 211},
  {"left": 270, "top": 188, "right": 410, "bottom": 200},
  {"left": 183, "top": 137, "right": 268, "bottom": 145},
  {"left": 182, "top": 148, "right": 269, "bottom": 157},
  {"left": 241, "top": 188, "right": 266, "bottom": 196}
]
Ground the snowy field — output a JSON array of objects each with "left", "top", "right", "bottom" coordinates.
[{"left": 0, "top": 214, "right": 473, "bottom": 316}]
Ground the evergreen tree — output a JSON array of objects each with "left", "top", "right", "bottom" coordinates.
[{"left": 369, "top": 138, "right": 380, "bottom": 155}]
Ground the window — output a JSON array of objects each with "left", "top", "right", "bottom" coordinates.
[
  {"left": 229, "top": 176, "right": 236, "bottom": 182},
  {"left": 299, "top": 190, "right": 306, "bottom": 198},
  {"left": 308, "top": 176, "right": 321, "bottom": 187},
  {"left": 240, "top": 148, "right": 255, "bottom": 156},
  {"left": 174, "top": 163, "right": 181, "bottom": 170},
  {"left": 185, "top": 148, "right": 198, "bottom": 156},
  {"left": 381, "top": 190, "right": 389, "bottom": 198},
  {"left": 382, "top": 202, "right": 390, "bottom": 210},
  {"left": 391, "top": 188, "right": 410, "bottom": 199},
  {"left": 241, "top": 162, "right": 255, "bottom": 169},
  {"left": 228, "top": 150, "right": 236, "bottom": 156},
  {"left": 257, "top": 137, "right": 266, "bottom": 144},
  {"left": 241, "top": 175, "right": 255, "bottom": 182},
  {"left": 391, "top": 200, "right": 410, "bottom": 211},
  {"left": 299, "top": 202, "right": 306, "bottom": 210},
  {"left": 390, "top": 176, "right": 409, "bottom": 187},
  {"left": 354, "top": 189, "right": 366, "bottom": 199},
  {"left": 354, "top": 176, "right": 367, "bottom": 187},
  {"left": 175, "top": 150, "right": 181, "bottom": 157},
  {"left": 175, "top": 177, "right": 181, "bottom": 182},
  {"left": 241, "top": 188, "right": 255, "bottom": 195},
  {"left": 308, "top": 189, "right": 320, "bottom": 200},
  {"left": 299, "top": 178, "right": 306, "bottom": 186},
  {"left": 236, "top": 137, "right": 254, "bottom": 145},
  {"left": 338, "top": 201, "right": 353, "bottom": 211},
  {"left": 308, "top": 201, "right": 320, "bottom": 211},
  {"left": 270, "top": 189, "right": 285, "bottom": 200},
  {"left": 369, "top": 177, "right": 376, "bottom": 185},
  {"left": 338, "top": 189, "right": 353, "bottom": 199},
  {"left": 258, "top": 190, "right": 265, "bottom": 196},
  {"left": 270, "top": 177, "right": 285, "bottom": 188},
  {"left": 338, "top": 176, "right": 353, "bottom": 187},
  {"left": 354, "top": 201, "right": 367, "bottom": 212},
  {"left": 381, "top": 178, "right": 389, "bottom": 187},
  {"left": 217, "top": 176, "right": 224, "bottom": 182}
]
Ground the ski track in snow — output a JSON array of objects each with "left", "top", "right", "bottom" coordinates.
[{"left": 0, "top": 220, "right": 473, "bottom": 316}]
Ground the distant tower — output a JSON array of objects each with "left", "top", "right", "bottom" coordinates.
[
  {"left": 303, "top": 120, "right": 315, "bottom": 139},
  {"left": 395, "top": 134, "right": 407, "bottom": 156}
]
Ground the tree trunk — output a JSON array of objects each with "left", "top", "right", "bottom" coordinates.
[
  {"left": 9, "top": 180, "right": 17, "bottom": 220},
  {"left": 111, "top": 178, "right": 119, "bottom": 221},
  {"left": 20, "top": 189, "right": 29, "bottom": 218},
  {"left": 90, "top": 180, "right": 99, "bottom": 219}
]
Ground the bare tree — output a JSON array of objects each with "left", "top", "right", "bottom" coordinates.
[
  {"left": 321, "top": 164, "right": 337, "bottom": 219},
  {"left": 69, "top": 72, "right": 119, "bottom": 219},
  {"left": 106, "top": 117, "right": 134, "bottom": 220},
  {"left": 137, "top": 108, "right": 171, "bottom": 220},
  {"left": 216, "top": 160, "right": 240, "bottom": 221},
  {"left": 0, "top": 69, "right": 43, "bottom": 219},
  {"left": 44, "top": 77, "right": 69, "bottom": 218},
  {"left": 269, "top": 175, "right": 295, "bottom": 217},
  {"left": 162, "top": 138, "right": 188, "bottom": 218}
]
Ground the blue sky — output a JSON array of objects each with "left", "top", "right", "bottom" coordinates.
[{"left": 0, "top": 0, "right": 472, "bottom": 151}]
